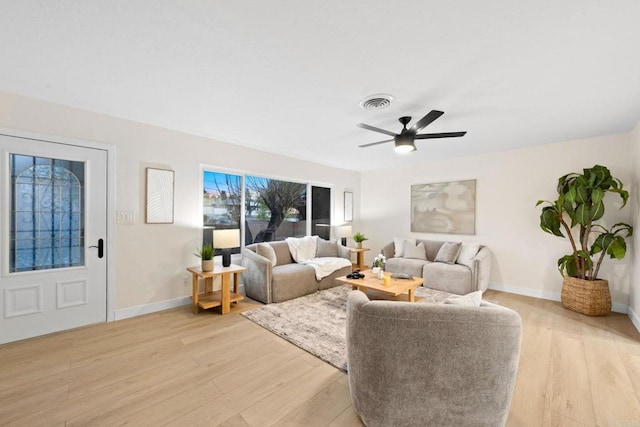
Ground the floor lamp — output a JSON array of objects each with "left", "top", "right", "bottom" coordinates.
[{"left": 213, "top": 229, "right": 240, "bottom": 267}]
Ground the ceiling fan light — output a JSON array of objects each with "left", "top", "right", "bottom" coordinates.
[
  {"left": 394, "top": 143, "right": 415, "bottom": 153},
  {"left": 395, "top": 134, "right": 416, "bottom": 153}
]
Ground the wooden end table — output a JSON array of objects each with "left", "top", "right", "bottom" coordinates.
[
  {"left": 350, "top": 247, "right": 370, "bottom": 271},
  {"left": 336, "top": 269, "right": 424, "bottom": 302},
  {"left": 186, "top": 264, "right": 247, "bottom": 314}
]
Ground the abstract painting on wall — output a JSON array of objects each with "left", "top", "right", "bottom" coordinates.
[
  {"left": 411, "top": 179, "right": 476, "bottom": 235},
  {"left": 145, "top": 168, "right": 175, "bottom": 224}
]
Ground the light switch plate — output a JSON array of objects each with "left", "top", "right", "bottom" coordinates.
[{"left": 117, "top": 211, "right": 134, "bottom": 224}]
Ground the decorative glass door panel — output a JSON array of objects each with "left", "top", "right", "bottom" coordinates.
[{"left": 10, "top": 155, "right": 85, "bottom": 272}]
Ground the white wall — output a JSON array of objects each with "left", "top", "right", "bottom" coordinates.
[
  {"left": 361, "top": 134, "right": 634, "bottom": 310},
  {"left": 629, "top": 120, "right": 640, "bottom": 327},
  {"left": 0, "top": 91, "right": 360, "bottom": 316},
  {"left": 2, "top": 88, "right": 636, "bottom": 319}
]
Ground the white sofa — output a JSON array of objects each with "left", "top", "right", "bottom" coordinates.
[{"left": 381, "top": 239, "right": 491, "bottom": 295}]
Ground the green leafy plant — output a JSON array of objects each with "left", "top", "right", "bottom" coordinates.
[
  {"left": 194, "top": 244, "right": 215, "bottom": 261},
  {"left": 536, "top": 164, "right": 633, "bottom": 280},
  {"left": 352, "top": 232, "right": 368, "bottom": 243}
]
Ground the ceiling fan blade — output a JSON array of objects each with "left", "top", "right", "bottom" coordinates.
[
  {"left": 356, "top": 123, "right": 397, "bottom": 137},
  {"left": 414, "top": 131, "right": 467, "bottom": 139},
  {"left": 358, "top": 139, "right": 394, "bottom": 148},
  {"left": 410, "top": 110, "right": 444, "bottom": 133}
]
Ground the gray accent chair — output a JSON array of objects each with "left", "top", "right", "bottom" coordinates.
[
  {"left": 346, "top": 290, "right": 522, "bottom": 427},
  {"left": 242, "top": 240, "right": 352, "bottom": 304},
  {"left": 381, "top": 240, "right": 492, "bottom": 295}
]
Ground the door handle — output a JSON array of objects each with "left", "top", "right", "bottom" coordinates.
[{"left": 89, "top": 238, "right": 104, "bottom": 258}]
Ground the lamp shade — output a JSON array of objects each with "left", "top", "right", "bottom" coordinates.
[
  {"left": 334, "top": 224, "right": 353, "bottom": 246},
  {"left": 213, "top": 229, "right": 240, "bottom": 249},
  {"left": 335, "top": 224, "right": 353, "bottom": 238}
]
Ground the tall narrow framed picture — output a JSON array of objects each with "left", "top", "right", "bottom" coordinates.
[
  {"left": 344, "top": 191, "right": 353, "bottom": 222},
  {"left": 145, "top": 168, "right": 175, "bottom": 224},
  {"left": 411, "top": 179, "right": 476, "bottom": 234}
]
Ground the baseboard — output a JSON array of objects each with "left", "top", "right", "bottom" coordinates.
[
  {"left": 114, "top": 296, "right": 192, "bottom": 321},
  {"left": 113, "top": 284, "right": 246, "bottom": 321},
  {"left": 628, "top": 305, "right": 640, "bottom": 333},
  {"left": 487, "top": 282, "right": 628, "bottom": 314}
]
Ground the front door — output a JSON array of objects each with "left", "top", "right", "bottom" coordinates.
[{"left": 0, "top": 134, "right": 108, "bottom": 344}]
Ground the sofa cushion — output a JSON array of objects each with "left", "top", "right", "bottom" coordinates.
[
  {"left": 316, "top": 238, "right": 338, "bottom": 257},
  {"left": 457, "top": 243, "right": 480, "bottom": 267},
  {"left": 404, "top": 241, "right": 427, "bottom": 260},
  {"left": 435, "top": 242, "right": 462, "bottom": 264},
  {"left": 423, "top": 262, "right": 473, "bottom": 295},
  {"left": 385, "top": 257, "right": 429, "bottom": 278},
  {"left": 256, "top": 243, "right": 277, "bottom": 266},
  {"left": 444, "top": 290, "right": 482, "bottom": 306},
  {"left": 271, "top": 263, "right": 318, "bottom": 302},
  {"left": 418, "top": 239, "right": 446, "bottom": 261},
  {"left": 269, "top": 241, "right": 294, "bottom": 265},
  {"left": 393, "top": 237, "right": 415, "bottom": 257}
]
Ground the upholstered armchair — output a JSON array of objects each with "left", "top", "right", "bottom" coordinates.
[{"left": 346, "top": 290, "right": 522, "bottom": 427}]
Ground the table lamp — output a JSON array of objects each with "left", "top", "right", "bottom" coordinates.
[
  {"left": 213, "top": 229, "right": 240, "bottom": 267},
  {"left": 335, "top": 224, "right": 353, "bottom": 246}
]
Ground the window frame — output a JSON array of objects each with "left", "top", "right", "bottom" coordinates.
[{"left": 200, "top": 165, "right": 333, "bottom": 247}]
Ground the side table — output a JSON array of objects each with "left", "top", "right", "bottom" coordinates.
[
  {"left": 186, "top": 263, "right": 247, "bottom": 314},
  {"left": 350, "top": 247, "right": 370, "bottom": 271}
]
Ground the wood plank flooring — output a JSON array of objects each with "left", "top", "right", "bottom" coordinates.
[{"left": 1, "top": 290, "right": 639, "bottom": 426}]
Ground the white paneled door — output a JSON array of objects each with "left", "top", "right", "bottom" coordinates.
[{"left": 0, "top": 134, "right": 107, "bottom": 344}]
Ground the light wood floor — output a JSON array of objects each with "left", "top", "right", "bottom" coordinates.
[{"left": 1, "top": 290, "right": 639, "bottom": 426}]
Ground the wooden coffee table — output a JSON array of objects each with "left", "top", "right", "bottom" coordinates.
[{"left": 336, "top": 270, "right": 424, "bottom": 302}]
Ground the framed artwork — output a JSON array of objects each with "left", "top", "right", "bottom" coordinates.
[
  {"left": 411, "top": 179, "right": 476, "bottom": 234},
  {"left": 344, "top": 191, "right": 353, "bottom": 222},
  {"left": 145, "top": 168, "right": 175, "bottom": 224}
]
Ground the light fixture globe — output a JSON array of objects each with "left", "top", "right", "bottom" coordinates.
[{"left": 394, "top": 134, "right": 416, "bottom": 153}]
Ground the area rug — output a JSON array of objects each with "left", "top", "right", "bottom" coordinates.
[{"left": 241, "top": 285, "right": 452, "bottom": 372}]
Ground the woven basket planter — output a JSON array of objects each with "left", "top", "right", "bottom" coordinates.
[{"left": 561, "top": 276, "right": 611, "bottom": 316}]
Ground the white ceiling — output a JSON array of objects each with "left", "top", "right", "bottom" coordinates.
[{"left": 1, "top": 1, "right": 639, "bottom": 171}]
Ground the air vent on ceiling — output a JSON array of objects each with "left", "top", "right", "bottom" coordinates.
[{"left": 359, "top": 94, "right": 393, "bottom": 110}]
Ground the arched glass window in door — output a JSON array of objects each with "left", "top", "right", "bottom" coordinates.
[{"left": 10, "top": 154, "right": 85, "bottom": 272}]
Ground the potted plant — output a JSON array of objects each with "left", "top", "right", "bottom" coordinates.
[
  {"left": 195, "top": 244, "right": 215, "bottom": 272},
  {"left": 536, "top": 164, "right": 633, "bottom": 316},
  {"left": 352, "top": 232, "right": 368, "bottom": 249}
]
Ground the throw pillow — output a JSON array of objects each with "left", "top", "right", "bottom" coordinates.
[
  {"left": 457, "top": 243, "right": 480, "bottom": 266},
  {"left": 394, "top": 237, "right": 416, "bottom": 257},
  {"left": 256, "top": 243, "right": 277, "bottom": 266},
  {"left": 435, "top": 242, "right": 462, "bottom": 264},
  {"left": 316, "top": 238, "right": 338, "bottom": 257},
  {"left": 444, "top": 290, "right": 482, "bottom": 307},
  {"left": 403, "top": 241, "right": 427, "bottom": 260}
]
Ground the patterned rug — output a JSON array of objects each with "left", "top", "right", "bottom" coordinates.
[{"left": 241, "top": 285, "right": 452, "bottom": 372}]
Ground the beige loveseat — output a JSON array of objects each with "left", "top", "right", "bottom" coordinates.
[
  {"left": 242, "top": 239, "right": 352, "bottom": 304},
  {"left": 346, "top": 290, "right": 521, "bottom": 426},
  {"left": 381, "top": 239, "right": 491, "bottom": 295}
]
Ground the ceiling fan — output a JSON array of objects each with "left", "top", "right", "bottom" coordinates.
[{"left": 357, "top": 110, "right": 466, "bottom": 153}]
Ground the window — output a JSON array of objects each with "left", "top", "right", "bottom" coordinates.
[
  {"left": 245, "top": 175, "right": 306, "bottom": 243},
  {"left": 203, "top": 169, "right": 331, "bottom": 247},
  {"left": 312, "top": 186, "right": 331, "bottom": 240},
  {"left": 203, "top": 170, "right": 242, "bottom": 252},
  {"left": 10, "top": 154, "right": 85, "bottom": 272}
]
